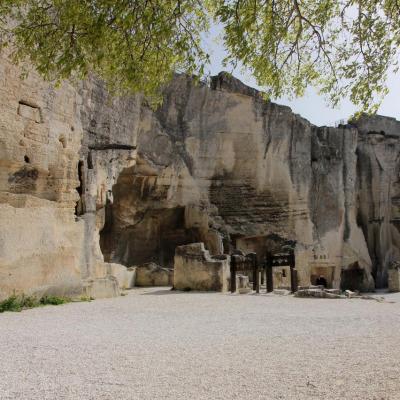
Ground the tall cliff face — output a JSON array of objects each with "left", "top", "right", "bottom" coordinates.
[
  {"left": 102, "top": 73, "right": 377, "bottom": 290},
  {"left": 0, "top": 55, "right": 85, "bottom": 299},
  {"left": 352, "top": 116, "right": 400, "bottom": 287},
  {"left": 0, "top": 54, "right": 140, "bottom": 299},
  {"left": 1, "top": 58, "right": 399, "bottom": 297}
]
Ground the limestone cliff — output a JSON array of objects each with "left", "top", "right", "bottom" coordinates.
[
  {"left": 0, "top": 55, "right": 140, "bottom": 299},
  {"left": 101, "top": 73, "right": 400, "bottom": 290},
  {"left": 1, "top": 56, "right": 399, "bottom": 297}
]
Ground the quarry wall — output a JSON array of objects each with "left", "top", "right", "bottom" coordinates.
[{"left": 1, "top": 55, "right": 400, "bottom": 298}]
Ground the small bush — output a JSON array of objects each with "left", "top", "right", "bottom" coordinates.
[
  {"left": 21, "top": 295, "right": 39, "bottom": 309},
  {"left": 40, "top": 296, "right": 70, "bottom": 305},
  {"left": 0, "top": 294, "right": 71, "bottom": 313},
  {"left": 0, "top": 295, "right": 23, "bottom": 313}
]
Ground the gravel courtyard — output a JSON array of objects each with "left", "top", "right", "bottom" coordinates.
[{"left": 0, "top": 288, "right": 399, "bottom": 400}]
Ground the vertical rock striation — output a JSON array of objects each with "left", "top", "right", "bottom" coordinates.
[{"left": 1, "top": 58, "right": 399, "bottom": 296}]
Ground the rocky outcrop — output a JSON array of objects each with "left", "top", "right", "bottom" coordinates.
[
  {"left": 352, "top": 115, "right": 400, "bottom": 287},
  {"left": 1, "top": 55, "right": 400, "bottom": 297},
  {"left": 108, "top": 73, "right": 399, "bottom": 291},
  {"left": 0, "top": 55, "right": 86, "bottom": 299},
  {"left": 117, "top": 73, "right": 383, "bottom": 291},
  {"left": 0, "top": 53, "right": 139, "bottom": 299}
]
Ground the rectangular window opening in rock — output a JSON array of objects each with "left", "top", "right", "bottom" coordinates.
[{"left": 18, "top": 100, "right": 42, "bottom": 123}]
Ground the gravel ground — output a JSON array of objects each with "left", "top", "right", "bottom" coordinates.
[{"left": 0, "top": 288, "right": 400, "bottom": 400}]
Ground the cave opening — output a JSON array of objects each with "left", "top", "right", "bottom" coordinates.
[
  {"left": 340, "top": 262, "right": 365, "bottom": 291},
  {"left": 99, "top": 167, "right": 200, "bottom": 268}
]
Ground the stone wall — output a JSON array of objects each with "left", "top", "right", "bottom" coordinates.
[
  {"left": 174, "top": 243, "right": 230, "bottom": 291},
  {"left": 0, "top": 55, "right": 86, "bottom": 299},
  {"left": 131, "top": 73, "right": 389, "bottom": 290},
  {"left": 1, "top": 55, "right": 400, "bottom": 297},
  {"left": 0, "top": 54, "right": 140, "bottom": 299}
]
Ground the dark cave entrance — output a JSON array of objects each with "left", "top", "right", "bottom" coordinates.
[
  {"left": 99, "top": 167, "right": 200, "bottom": 268},
  {"left": 340, "top": 262, "right": 366, "bottom": 291},
  {"left": 75, "top": 160, "right": 85, "bottom": 216},
  {"left": 235, "top": 233, "right": 295, "bottom": 263}
]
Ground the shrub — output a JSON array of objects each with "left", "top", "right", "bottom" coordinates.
[{"left": 0, "top": 294, "right": 71, "bottom": 313}]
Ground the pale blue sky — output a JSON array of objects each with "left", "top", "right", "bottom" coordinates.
[{"left": 204, "top": 27, "right": 400, "bottom": 127}]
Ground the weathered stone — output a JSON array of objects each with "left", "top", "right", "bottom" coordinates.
[
  {"left": 388, "top": 267, "right": 400, "bottom": 292},
  {"left": 1, "top": 50, "right": 400, "bottom": 298},
  {"left": 273, "top": 289, "right": 291, "bottom": 296},
  {"left": 135, "top": 263, "right": 173, "bottom": 287},
  {"left": 295, "top": 289, "right": 326, "bottom": 298},
  {"left": 174, "top": 243, "right": 230, "bottom": 291},
  {"left": 83, "top": 276, "right": 120, "bottom": 299},
  {"left": 344, "top": 289, "right": 359, "bottom": 298},
  {"left": 324, "top": 293, "right": 343, "bottom": 299},
  {"left": 295, "top": 288, "right": 344, "bottom": 299},
  {"left": 109, "top": 264, "right": 136, "bottom": 289},
  {"left": 236, "top": 274, "right": 251, "bottom": 294},
  {"left": 0, "top": 52, "right": 139, "bottom": 300},
  {"left": 325, "top": 289, "right": 342, "bottom": 295}
]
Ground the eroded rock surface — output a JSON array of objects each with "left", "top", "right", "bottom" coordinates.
[
  {"left": 0, "top": 54, "right": 139, "bottom": 299},
  {"left": 122, "top": 73, "right": 399, "bottom": 290},
  {"left": 1, "top": 56, "right": 400, "bottom": 297}
]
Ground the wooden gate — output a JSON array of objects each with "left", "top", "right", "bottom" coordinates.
[
  {"left": 230, "top": 252, "right": 260, "bottom": 293},
  {"left": 230, "top": 251, "right": 297, "bottom": 293},
  {"left": 265, "top": 251, "right": 297, "bottom": 293}
]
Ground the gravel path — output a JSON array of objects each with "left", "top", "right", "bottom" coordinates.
[{"left": 0, "top": 288, "right": 400, "bottom": 400}]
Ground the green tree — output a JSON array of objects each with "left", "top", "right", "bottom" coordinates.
[
  {"left": 0, "top": 0, "right": 209, "bottom": 104},
  {"left": 1, "top": 0, "right": 399, "bottom": 111}
]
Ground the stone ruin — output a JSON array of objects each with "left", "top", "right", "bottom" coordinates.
[
  {"left": 388, "top": 261, "right": 400, "bottom": 292},
  {"left": 1, "top": 51, "right": 400, "bottom": 299},
  {"left": 174, "top": 243, "right": 230, "bottom": 292}
]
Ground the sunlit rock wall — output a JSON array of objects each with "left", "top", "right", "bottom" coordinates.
[
  {"left": 1, "top": 55, "right": 399, "bottom": 296},
  {"left": 107, "top": 73, "right": 399, "bottom": 290},
  {"left": 0, "top": 54, "right": 139, "bottom": 299},
  {"left": 353, "top": 115, "right": 400, "bottom": 287},
  {"left": 0, "top": 55, "right": 86, "bottom": 299}
]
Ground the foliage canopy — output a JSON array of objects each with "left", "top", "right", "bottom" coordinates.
[{"left": 0, "top": 0, "right": 399, "bottom": 111}]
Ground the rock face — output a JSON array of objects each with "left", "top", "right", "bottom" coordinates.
[
  {"left": 1, "top": 55, "right": 400, "bottom": 297},
  {"left": 0, "top": 53, "right": 140, "bottom": 299},
  {"left": 115, "top": 73, "right": 389, "bottom": 291},
  {"left": 0, "top": 55, "right": 85, "bottom": 299}
]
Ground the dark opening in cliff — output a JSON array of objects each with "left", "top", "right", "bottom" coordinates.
[
  {"left": 99, "top": 166, "right": 200, "bottom": 268},
  {"left": 235, "top": 233, "right": 295, "bottom": 262},
  {"left": 340, "top": 263, "right": 366, "bottom": 291},
  {"left": 75, "top": 160, "right": 84, "bottom": 216}
]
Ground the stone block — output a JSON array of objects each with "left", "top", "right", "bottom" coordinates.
[
  {"left": 273, "top": 289, "right": 291, "bottom": 296},
  {"left": 325, "top": 289, "right": 342, "bottom": 295},
  {"left": 84, "top": 277, "right": 120, "bottom": 299},
  {"left": 236, "top": 274, "right": 251, "bottom": 294},
  {"left": 109, "top": 264, "right": 136, "bottom": 289},
  {"left": 135, "top": 263, "right": 173, "bottom": 287},
  {"left": 388, "top": 269, "right": 400, "bottom": 292},
  {"left": 344, "top": 289, "right": 359, "bottom": 298},
  {"left": 174, "top": 243, "right": 230, "bottom": 292}
]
